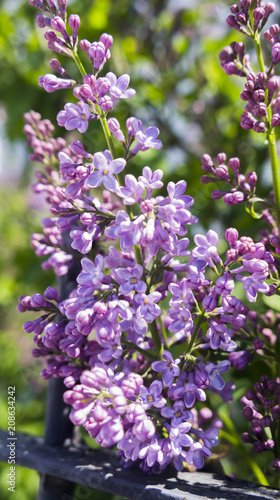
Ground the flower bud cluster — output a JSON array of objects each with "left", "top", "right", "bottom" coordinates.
[
  {"left": 20, "top": 0, "right": 280, "bottom": 477},
  {"left": 241, "top": 375, "right": 280, "bottom": 471},
  {"left": 201, "top": 152, "right": 257, "bottom": 206}
]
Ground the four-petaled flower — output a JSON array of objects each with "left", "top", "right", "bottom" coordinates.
[
  {"left": 86, "top": 152, "right": 126, "bottom": 192},
  {"left": 152, "top": 350, "right": 181, "bottom": 387},
  {"left": 57, "top": 102, "right": 92, "bottom": 133},
  {"left": 140, "top": 380, "right": 166, "bottom": 410},
  {"left": 114, "top": 265, "right": 147, "bottom": 295}
]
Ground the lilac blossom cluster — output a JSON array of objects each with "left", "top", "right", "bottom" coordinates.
[
  {"left": 18, "top": 0, "right": 280, "bottom": 479},
  {"left": 220, "top": 0, "right": 280, "bottom": 134}
]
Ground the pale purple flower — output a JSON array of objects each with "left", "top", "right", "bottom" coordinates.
[
  {"left": 114, "top": 264, "right": 147, "bottom": 295},
  {"left": 134, "top": 291, "right": 161, "bottom": 321},
  {"left": 215, "top": 272, "right": 235, "bottom": 297},
  {"left": 167, "top": 422, "right": 193, "bottom": 455},
  {"left": 168, "top": 307, "right": 193, "bottom": 335},
  {"left": 77, "top": 255, "right": 104, "bottom": 288},
  {"left": 138, "top": 437, "right": 164, "bottom": 467},
  {"left": 140, "top": 380, "right": 166, "bottom": 410},
  {"left": 185, "top": 442, "right": 211, "bottom": 468},
  {"left": 205, "top": 360, "right": 231, "bottom": 390},
  {"left": 105, "top": 211, "right": 146, "bottom": 252},
  {"left": 169, "top": 278, "right": 194, "bottom": 308},
  {"left": 57, "top": 102, "right": 92, "bottom": 133},
  {"left": 138, "top": 166, "right": 163, "bottom": 195},
  {"left": 118, "top": 174, "right": 145, "bottom": 204},
  {"left": 161, "top": 400, "right": 193, "bottom": 426},
  {"left": 86, "top": 152, "right": 126, "bottom": 192},
  {"left": 193, "top": 230, "right": 221, "bottom": 268},
  {"left": 130, "top": 121, "right": 162, "bottom": 155},
  {"left": 235, "top": 275, "right": 270, "bottom": 302},
  {"left": 151, "top": 350, "right": 181, "bottom": 387},
  {"left": 106, "top": 72, "right": 136, "bottom": 100},
  {"left": 107, "top": 117, "right": 125, "bottom": 142},
  {"left": 175, "top": 372, "right": 206, "bottom": 408},
  {"left": 206, "top": 320, "right": 237, "bottom": 352}
]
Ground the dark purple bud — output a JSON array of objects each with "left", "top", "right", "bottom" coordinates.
[
  {"left": 246, "top": 171, "right": 257, "bottom": 187},
  {"left": 211, "top": 189, "right": 226, "bottom": 199},
  {"left": 217, "top": 152, "right": 226, "bottom": 164},
  {"left": 264, "top": 439, "right": 274, "bottom": 450},
  {"left": 273, "top": 458, "right": 280, "bottom": 470},
  {"left": 239, "top": 0, "right": 251, "bottom": 14},
  {"left": 235, "top": 12, "right": 247, "bottom": 24},
  {"left": 36, "top": 14, "right": 52, "bottom": 28},
  {"left": 253, "top": 103, "right": 267, "bottom": 117},
  {"left": 235, "top": 42, "right": 245, "bottom": 55},
  {"left": 100, "top": 33, "right": 113, "bottom": 50},
  {"left": 230, "top": 4, "right": 239, "bottom": 14},
  {"left": 51, "top": 16, "right": 68, "bottom": 39},
  {"left": 271, "top": 113, "right": 280, "bottom": 127},
  {"left": 267, "top": 76, "right": 280, "bottom": 100},
  {"left": 57, "top": 0, "right": 67, "bottom": 17},
  {"left": 253, "top": 121, "right": 266, "bottom": 133},
  {"left": 240, "top": 89, "right": 253, "bottom": 102},
  {"left": 229, "top": 350, "right": 252, "bottom": 370},
  {"left": 253, "top": 338, "right": 264, "bottom": 350},
  {"left": 272, "top": 405, "right": 280, "bottom": 420},
  {"left": 253, "top": 89, "right": 265, "bottom": 102},
  {"left": 241, "top": 432, "right": 254, "bottom": 443},
  {"left": 267, "top": 380, "right": 277, "bottom": 393},
  {"left": 225, "top": 227, "right": 239, "bottom": 245},
  {"left": 69, "top": 14, "right": 80, "bottom": 38},
  {"left": 272, "top": 43, "right": 280, "bottom": 65},
  {"left": 253, "top": 441, "right": 265, "bottom": 453},
  {"left": 241, "top": 112, "right": 255, "bottom": 130},
  {"left": 228, "top": 157, "right": 240, "bottom": 171},
  {"left": 242, "top": 405, "right": 254, "bottom": 421},
  {"left": 80, "top": 39, "right": 91, "bottom": 52},
  {"left": 253, "top": 8, "right": 265, "bottom": 29},
  {"left": 226, "top": 15, "right": 240, "bottom": 29},
  {"left": 265, "top": 3, "right": 275, "bottom": 17},
  {"left": 224, "top": 191, "right": 245, "bottom": 205},
  {"left": 260, "top": 415, "right": 272, "bottom": 427},
  {"left": 245, "top": 390, "right": 258, "bottom": 401}
]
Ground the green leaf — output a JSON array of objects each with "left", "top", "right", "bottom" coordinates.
[{"left": 245, "top": 197, "right": 266, "bottom": 219}]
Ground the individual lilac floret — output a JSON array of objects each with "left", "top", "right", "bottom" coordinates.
[
  {"left": 151, "top": 350, "right": 181, "bottom": 387},
  {"left": 106, "top": 72, "right": 136, "bottom": 101},
  {"left": 185, "top": 442, "right": 211, "bottom": 469},
  {"left": 57, "top": 103, "right": 93, "bottom": 133},
  {"left": 118, "top": 174, "right": 145, "bottom": 204},
  {"left": 161, "top": 400, "right": 193, "bottom": 426},
  {"left": 77, "top": 255, "right": 104, "bottom": 290},
  {"left": 130, "top": 119, "right": 162, "bottom": 155},
  {"left": 114, "top": 265, "right": 147, "bottom": 295},
  {"left": 205, "top": 360, "right": 231, "bottom": 390},
  {"left": 86, "top": 152, "right": 126, "bottom": 192},
  {"left": 175, "top": 372, "right": 206, "bottom": 408},
  {"left": 140, "top": 380, "right": 166, "bottom": 410},
  {"left": 134, "top": 292, "right": 161, "bottom": 321},
  {"left": 192, "top": 230, "right": 221, "bottom": 268}
]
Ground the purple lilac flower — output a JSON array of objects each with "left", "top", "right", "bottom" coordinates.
[
  {"left": 169, "top": 278, "right": 194, "bottom": 308},
  {"left": 205, "top": 320, "right": 237, "bottom": 352},
  {"left": 175, "top": 372, "right": 206, "bottom": 408},
  {"left": 192, "top": 230, "right": 221, "bottom": 268},
  {"left": 140, "top": 380, "right": 166, "bottom": 410},
  {"left": 161, "top": 401, "right": 193, "bottom": 426},
  {"left": 77, "top": 255, "right": 104, "bottom": 291},
  {"left": 205, "top": 360, "right": 231, "bottom": 390},
  {"left": 86, "top": 152, "right": 126, "bottom": 192},
  {"left": 167, "top": 422, "right": 193, "bottom": 456},
  {"left": 106, "top": 72, "right": 136, "bottom": 101},
  {"left": 113, "top": 265, "right": 147, "bottom": 295},
  {"left": 57, "top": 103, "right": 92, "bottom": 133},
  {"left": 151, "top": 350, "right": 181, "bottom": 387},
  {"left": 168, "top": 307, "right": 193, "bottom": 337},
  {"left": 130, "top": 119, "right": 162, "bottom": 155},
  {"left": 118, "top": 174, "right": 145, "bottom": 204},
  {"left": 134, "top": 292, "right": 161, "bottom": 321},
  {"left": 185, "top": 442, "right": 211, "bottom": 468},
  {"left": 138, "top": 437, "right": 164, "bottom": 467}
]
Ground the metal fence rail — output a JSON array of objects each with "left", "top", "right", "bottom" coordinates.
[{"left": 0, "top": 427, "right": 279, "bottom": 500}]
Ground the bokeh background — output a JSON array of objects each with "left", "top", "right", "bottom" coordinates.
[{"left": 0, "top": 0, "right": 279, "bottom": 498}]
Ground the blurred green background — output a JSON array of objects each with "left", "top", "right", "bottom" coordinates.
[{"left": 0, "top": 0, "right": 279, "bottom": 498}]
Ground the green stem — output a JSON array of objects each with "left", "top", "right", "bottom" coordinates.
[
  {"left": 72, "top": 49, "right": 87, "bottom": 77},
  {"left": 254, "top": 34, "right": 280, "bottom": 227},
  {"left": 121, "top": 337, "right": 157, "bottom": 361},
  {"left": 159, "top": 315, "right": 168, "bottom": 348},
  {"left": 150, "top": 320, "right": 163, "bottom": 358},
  {"left": 219, "top": 408, "right": 270, "bottom": 486},
  {"left": 184, "top": 310, "right": 205, "bottom": 358}
]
